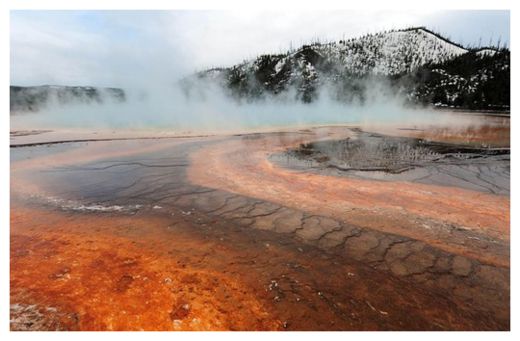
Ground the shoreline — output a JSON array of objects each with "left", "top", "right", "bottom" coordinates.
[{"left": 9, "top": 110, "right": 510, "bottom": 148}]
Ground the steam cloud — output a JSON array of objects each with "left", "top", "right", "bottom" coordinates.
[{"left": 10, "top": 76, "right": 482, "bottom": 134}]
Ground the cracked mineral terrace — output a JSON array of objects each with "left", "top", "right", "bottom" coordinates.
[
  {"left": 271, "top": 129, "right": 509, "bottom": 195},
  {"left": 10, "top": 116, "right": 510, "bottom": 331}
]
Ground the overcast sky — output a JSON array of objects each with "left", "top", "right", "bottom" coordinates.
[{"left": 10, "top": 10, "right": 510, "bottom": 87}]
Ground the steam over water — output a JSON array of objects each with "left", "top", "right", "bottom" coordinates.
[{"left": 10, "top": 83, "right": 483, "bottom": 133}]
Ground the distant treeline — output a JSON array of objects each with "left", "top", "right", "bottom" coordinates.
[
  {"left": 10, "top": 85, "right": 126, "bottom": 113},
  {"left": 394, "top": 49, "right": 510, "bottom": 110},
  {"left": 185, "top": 27, "right": 510, "bottom": 111}
]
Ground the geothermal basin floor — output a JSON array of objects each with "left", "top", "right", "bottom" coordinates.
[{"left": 10, "top": 123, "right": 510, "bottom": 331}]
